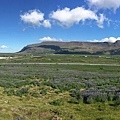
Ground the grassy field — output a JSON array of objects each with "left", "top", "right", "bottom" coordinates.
[
  {"left": 0, "top": 54, "right": 120, "bottom": 120},
  {"left": 0, "top": 54, "right": 120, "bottom": 64}
]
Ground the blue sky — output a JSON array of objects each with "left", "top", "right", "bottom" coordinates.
[{"left": 0, "top": 0, "right": 120, "bottom": 53}]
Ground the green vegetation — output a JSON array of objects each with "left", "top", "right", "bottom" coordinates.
[
  {"left": 0, "top": 54, "right": 119, "bottom": 120},
  {"left": 0, "top": 54, "right": 120, "bottom": 64}
]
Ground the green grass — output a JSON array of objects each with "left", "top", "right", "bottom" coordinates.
[
  {"left": 0, "top": 54, "right": 120, "bottom": 64},
  {"left": 0, "top": 54, "right": 119, "bottom": 120},
  {"left": 0, "top": 88, "right": 120, "bottom": 120}
]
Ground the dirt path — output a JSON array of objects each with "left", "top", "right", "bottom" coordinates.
[{"left": 0, "top": 62, "right": 120, "bottom": 66}]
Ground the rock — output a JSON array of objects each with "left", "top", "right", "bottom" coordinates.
[{"left": 52, "top": 115, "right": 62, "bottom": 120}]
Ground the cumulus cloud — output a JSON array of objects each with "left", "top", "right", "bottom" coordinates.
[
  {"left": 49, "top": 7, "right": 107, "bottom": 28},
  {"left": 20, "top": 9, "right": 44, "bottom": 26},
  {"left": 39, "top": 36, "right": 120, "bottom": 43},
  {"left": 87, "top": 0, "right": 120, "bottom": 11},
  {"left": 20, "top": 9, "right": 51, "bottom": 28},
  {"left": 20, "top": 7, "right": 111, "bottom": 29},
  {"left": 39, "top": 36, "right": 63, "bottom": 41},
  {"left": 42, "top": 20, "right": 51, "bottom": 28},
  {"left": 90, "top": 37, "right": 120, "bottom": 43},
  {"left": 101, "top": 37, "right": 120, "bottom": 43},
  {"left": 0, "top": 45, "right": 8, "bottom": 49}
]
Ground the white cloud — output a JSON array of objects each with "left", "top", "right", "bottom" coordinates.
[
  {"left": 20, "top": 9, "right": 44, "bottom": 26},
  {"left": 97, "top": 14, "right": 108, "bottom": 28},
  {"left": 87, "top": 0, "right": 120, "bottom": 11},
  {"left": 20, "top": 9, "right": 51, "bottom": 28},
  {"left": 101, "top": 37, "right": 120, "bottom": 43},
  {"left": 90, "top": 37, "right": 120, "bottom": 43},
  {"left": 39, "top": 36, "right": 120, "bottom": 43},
  {"left": 0, "top": 45, "right": 8, "bottom": 49},
  {"left": 39, "top": 36, "right": 63, "bottom": 41},
  {"left": 42, "top": 20, "right": 51, "bottom": 28},
  {"left": 49, "top": 7, "right": 107, "bottom": 28}
]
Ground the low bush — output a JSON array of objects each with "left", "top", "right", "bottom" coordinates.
[
  {"left": 68, "top": 97, "right": 79, "bottom": 104},
  {"left": 15, "top": 87, "right": 29, "bottom": 97},
  {"left": 50, "top": 98, "right": 64, "bottom": 106}
]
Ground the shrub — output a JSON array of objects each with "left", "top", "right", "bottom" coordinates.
[
  {"left": 15, "top": 87, "right": 29, "bottom": 97},
  {"left": 70, "top": 89, "right": 81, "bottom": 100},
  {"left": 30, "top": 81, "right": 40, "bottom": 86},
  {"left": 114, "top": 100, "right": 120, "bottom": 106},
  {"left": 68, "top": 97, "right": 79, "bottom": 104},
  {"left": 40, "top": 89, "right": 47, "bottom": 95},
  {"left": 83, "top": 95, "right": 94, "bottom": 104},
  {"left": 30, "top": 92, "right": 39, "bottom": 98},
  {"left": 3, "top": 88, "right": 15, "bottom": 96},
  {"left": 50, "top": 98, "right": 64, "bottom": 106}
]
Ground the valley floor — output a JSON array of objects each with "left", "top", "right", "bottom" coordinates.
[{"left": 0, "top": 54, "right": 119, "bottom": 120}]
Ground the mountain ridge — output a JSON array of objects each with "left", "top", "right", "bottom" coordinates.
[{"left": 19, "top": 40, "right": 120, "bottom": 55}]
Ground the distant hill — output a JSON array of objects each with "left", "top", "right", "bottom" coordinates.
[{"left": 19, "top": 40, "right": 120, "bottom": 55}]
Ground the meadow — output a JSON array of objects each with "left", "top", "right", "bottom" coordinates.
[{"left": 0, "top": 54, "right": 120, "bottom": 120}]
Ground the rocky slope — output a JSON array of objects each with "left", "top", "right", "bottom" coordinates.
[{"left": 19, "top": 40, "right": 120, "bottom": 55}]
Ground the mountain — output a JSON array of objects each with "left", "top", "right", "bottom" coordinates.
[{"left": 19, "top": 40, "right": 120, "bottom": 55}]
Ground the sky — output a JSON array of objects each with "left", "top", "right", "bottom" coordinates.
[{"left": 0, "top": 0, "right": 120, "bottom": 53}]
